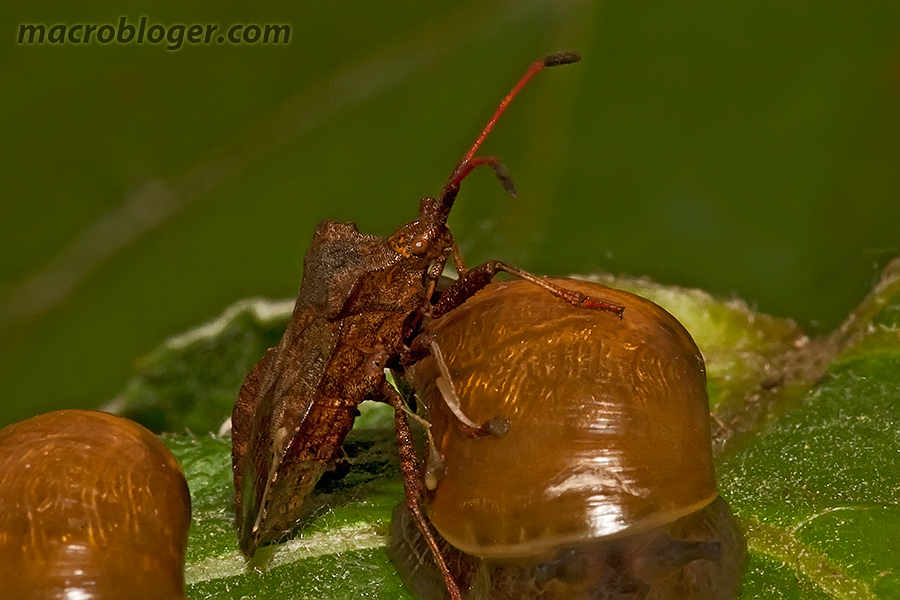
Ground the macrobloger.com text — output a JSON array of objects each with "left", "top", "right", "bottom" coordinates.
[{"left": 17, "top": 17, "right": 291, "bottom": 51}]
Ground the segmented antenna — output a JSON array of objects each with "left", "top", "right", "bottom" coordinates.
[{"left": 439, "top": 52, "right": 581, "bottom": 204}]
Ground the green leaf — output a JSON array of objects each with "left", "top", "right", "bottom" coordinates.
[
  {"left": 718, "top": 259, "right": 900, "bottom": 598},
  {"left": 110, "top": 258, "right": 900, "bottom": 599}
]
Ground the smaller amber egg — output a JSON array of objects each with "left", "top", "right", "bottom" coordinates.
[{"left": 0, "top": 410, "right": 192, "bottom": 600}]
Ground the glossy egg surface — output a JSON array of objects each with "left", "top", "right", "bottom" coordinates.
[
  {"left": 412, "top": 279, "right": 716, "bottom": 559},
  {"left": 0, "top": 410, "right": 191, "bottom": 600}
]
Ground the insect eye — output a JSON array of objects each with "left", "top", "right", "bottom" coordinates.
[{"left": 411, "top": 237, "right": 429, "bottom": 256}]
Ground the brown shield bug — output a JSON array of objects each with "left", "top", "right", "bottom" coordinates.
[{"left": 231, "top": 53, "right": 625, "bottom": 599}]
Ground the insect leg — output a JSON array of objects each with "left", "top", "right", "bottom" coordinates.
[
  {"left": 381, "top": 380, "right": 463, "bottom": 600},
  {"left": 449, "top": 240, "right": 468, "bottom": 274},
  {"left": 431, "top": 259, "right": 625, "bottom": 318}
]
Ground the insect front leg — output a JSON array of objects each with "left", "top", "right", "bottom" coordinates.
[
  {"left": 432, "top": 259, "right": 625, "bottom": 318},
  {"left": 379, "top": 380, "right": 463, "bottom": 600}
]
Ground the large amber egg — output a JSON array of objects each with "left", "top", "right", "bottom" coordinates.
[
  {"left": 413, "top": 279, "right": 716, "bottom": 558},
  {"left": 393, "top": 278, "right": 745, "bottom": 600}
]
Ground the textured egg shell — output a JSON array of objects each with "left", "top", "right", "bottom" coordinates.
[
  {"left": 413, "top": 279, "right": 717, "bottom": 559},
  {"left": 0, "top": 410, "right": 191, "bottom": 600}
]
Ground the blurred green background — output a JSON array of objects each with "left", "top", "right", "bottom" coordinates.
[{"left": 1, "top": 1, "right": 898, "bottom": 429}]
